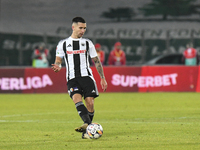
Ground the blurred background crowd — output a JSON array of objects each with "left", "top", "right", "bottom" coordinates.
[{"left": 1, "top": 0, "right": 200, "bottom": 67}]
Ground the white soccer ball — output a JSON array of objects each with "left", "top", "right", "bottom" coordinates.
[{"left": 86, "top": 123, "right": 103, "bottom": 139}]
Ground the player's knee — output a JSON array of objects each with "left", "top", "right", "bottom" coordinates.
[
  {"left": 87, "top": 100, "right": 94, "bottom": 107},
  {"left": 85, "top": 98, "right": 94, "bottom": 110},
  {"left": 72, "top": 94, "right": 82, "bottom": 104}
]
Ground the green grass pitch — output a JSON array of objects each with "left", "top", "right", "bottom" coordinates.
[{"left": 0, "top": 92, "right": 200, "bottom": 150}]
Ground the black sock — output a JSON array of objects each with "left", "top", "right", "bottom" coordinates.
[
  {"left": 88, "top": 111, "right": 94, "bottom": 122},
  {"left": 75, "top": 102, "right": 91, "bottom": 124}
]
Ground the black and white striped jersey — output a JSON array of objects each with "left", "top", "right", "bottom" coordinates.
[{"left": 56, "top": 36, "right": 97, "bottom": 81}]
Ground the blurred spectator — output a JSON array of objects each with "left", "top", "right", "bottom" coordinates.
[
  {"left": 93, "top": 43, "right": 105, "bottom": 65},
  {"left": 182, "top": 43, "right": 199, "bottom": 66},
  {"left": 32, "top": 42, "right": 51, "bottom": 68},
  {"left": 108, "top": 42, "right": 126, "bottom": 65}
]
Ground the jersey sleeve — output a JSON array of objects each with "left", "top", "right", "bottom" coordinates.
[
  {"left": 56, "top": 40, "right": 65, "bottom": 58},
  {"left": 88, "top": 40, "right": 98, "bottom": 58}
]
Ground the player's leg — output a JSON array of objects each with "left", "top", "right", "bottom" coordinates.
[
  {"left": 73, "top": 94, "right": 91, "bottom": 132},
  {"left": 82, "top": 76, "right": 99, "bottom": 122},
  {"left": 78, "top": 76, "right": 99, "bottom": 138},
  {"left": 67, "top": 79, "right": 91, "bottom": 132},
  {"left": 84, "top": 97, "right": 95, "bottom": 122},
  {"left": 81, "top": 97, "right": 95, "bottom": 139}
]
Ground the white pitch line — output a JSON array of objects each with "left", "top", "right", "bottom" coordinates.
[
  {"left": 0, "top": 119, "right": 196, "bottom": 124},
  {"left": 0, "top": 112, "right": 69, "bottom": 118},
  {"left": 0, "top": 112, "right": 199, "bottom": 124},
  {"left": 0, "top": 119, "right": 77, "bottom": 123},
  {"left": 0, "top": 120, "right": 40, "bottom": 122}
]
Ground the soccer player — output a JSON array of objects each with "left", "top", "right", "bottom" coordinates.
[{"left": 51, "top": 17, "right": 107, "bottom": 139}]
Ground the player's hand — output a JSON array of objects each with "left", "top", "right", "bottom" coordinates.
[
  {"left": 51, "top": 64, "right": 61, "bottom": 73},
  {"left": 100, "top": 78, "right": 107, "bottom": 92}
]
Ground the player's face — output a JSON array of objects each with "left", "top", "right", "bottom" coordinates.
[{"left": 72, "top": 22, "right": 87, "bottom": 38}]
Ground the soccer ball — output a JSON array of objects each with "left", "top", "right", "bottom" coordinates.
[{"left": 86, "top": 123, "right": 103, "bottom": 139}]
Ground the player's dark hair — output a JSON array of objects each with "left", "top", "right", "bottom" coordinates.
[{"left": 72, "top": 17, "right": 86, "bottom": 23}]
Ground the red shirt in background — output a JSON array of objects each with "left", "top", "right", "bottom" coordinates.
[
  {"left": 97, "top": 50, "right": 105, "bottom": 65},
  {"left": 108, "top": 42, "right": 126, "bottom": 65},
  {"left": 182, "top": 47, "right": 199, "bottom": 65},
  {"left": 183, "top": 48, "right": 197, "bottom": 59},
  {"left": 34, "top": 49, "right": 49, "bottom": 60},
  {"left": 93, "top": 43, "right": 105, "bottom": 65}
]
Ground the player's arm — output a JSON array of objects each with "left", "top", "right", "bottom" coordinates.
[
  {"left": 51, "top": 56, "right": 62, "bottom": 73},
  {"left": 92, "top": 56, "right": 107, "bottom": 92}
]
